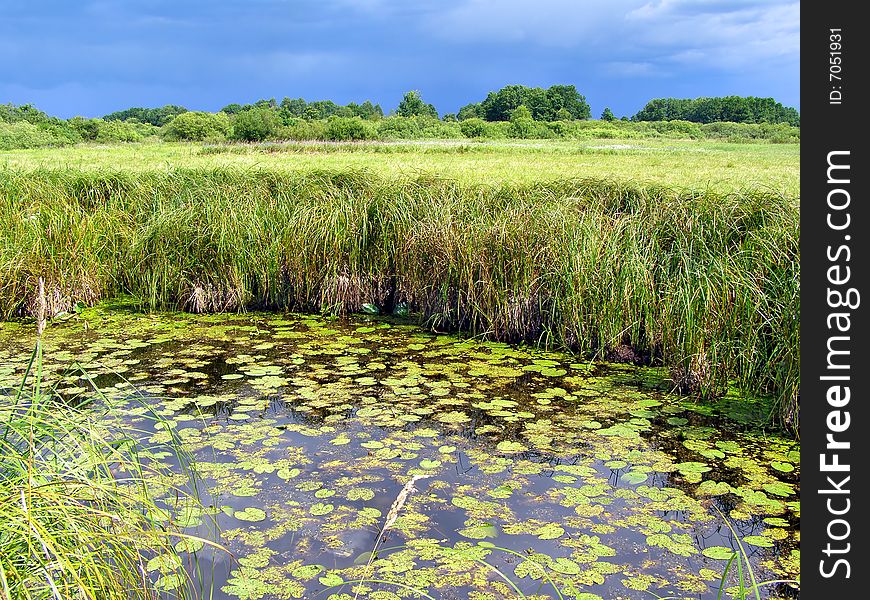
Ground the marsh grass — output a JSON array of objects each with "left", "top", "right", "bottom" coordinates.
[
  {"left": 0, "top": 168, "right": 799, "bottom": 427},
  {"left": 0, "top": 283, "right": 214, "bottom": 599},
  {"left": 712, "top": 510, "right": 799, "bottom": 600}
]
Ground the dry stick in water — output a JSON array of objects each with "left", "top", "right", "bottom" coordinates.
[
  {"left": 353, "top": 474, "right": 432, "bottom": 600},
  {"left": 36, "top": 276, "right": 46, "bottom": 337}
]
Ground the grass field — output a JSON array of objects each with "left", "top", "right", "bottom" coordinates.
[{"left": 0, "top": 138, "right": 799, "bottom": 196}]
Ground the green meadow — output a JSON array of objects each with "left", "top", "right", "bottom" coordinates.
[{"left": 0, "top": 138, "right": 798, "bottom": 195}]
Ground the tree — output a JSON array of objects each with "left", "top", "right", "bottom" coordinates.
[
  {"left": 279, "top": 97, "right": 307, "bottom": 118},
  {"left": 546, "top": 85, "right": 590, "bottom": 120},
  {"left": 324, "top": 116, "right": 375, "bottom": 141},
  {"left": 457, "top": 103, "right": 484, "bottom": 120},
  {"left": 348, "top": 100, "right": 383, "bottom": 120},
  {"left": 481, "top": 85, "right": 526, "bottom": 121},
  {"left": 68, "top": 116, "right": 101, "bottom": 140},
  {"left": 396, "top": 91, "right": 438, "bottom": 118},
  {"left": 103, "top": 105, "right": 187, "bottom": 126},
  {"left": 479, "top": 84, "right": 590, "bottom": 121},
  {"left": 632, "top": 96, "right": 799, "bottom": 125},
  {"left": 600, "top": 107, "right": 615, "bottom": 122},
  {"left": 220, "top": 103, "right": 244, "bottom": 115}
]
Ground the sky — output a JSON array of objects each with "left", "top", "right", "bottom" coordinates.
[{"left": 1, "top": 0, "right": 800, "bottom": 119}]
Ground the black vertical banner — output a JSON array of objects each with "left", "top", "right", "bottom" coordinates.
[{"left": 802, "top": 2, "right": 869, "bottom": 597}]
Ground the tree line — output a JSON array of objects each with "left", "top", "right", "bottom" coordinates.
[
  {"left": 2, "top": 87, "right": 800, "bottom": 149},
  {"left": 632, "top": 96, "right": 799, "bottom": 126}
]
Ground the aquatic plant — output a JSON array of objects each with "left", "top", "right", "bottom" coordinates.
[
  {"left": 0, "top": 281, "right": 214, "bottom": 599},
  {"left": 0, "top": 306, "right": 800, "bottom": 599},
  {"left": 711, "top": 509, "right": 799, "bottom": 600}
]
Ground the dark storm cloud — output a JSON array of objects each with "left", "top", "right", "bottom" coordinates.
[{"left": 0, "top": 0, "right": 799, "bottom": 119}]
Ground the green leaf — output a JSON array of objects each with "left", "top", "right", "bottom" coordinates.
[
  {"left": 234, "top": 507, "right": 267, "bottom": 522},
  {"left": 310, "top": 503, "right": 334, "bottom": 516},
  {"left": 743, "top": 535, "right": 775, "bottom": 548},
  {"left": 621, "top": 471, "right": 648, "bottom": 485},
  {"left": 496, "top": 440, "right": 527, "bottom": 453},
  {"left": 702, "top": 546, "right": 736, "bottom": 560}
]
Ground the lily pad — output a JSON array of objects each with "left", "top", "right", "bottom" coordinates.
[
  {"left": 549, "top": 557, "right": 581, "bottom": 575},
  {"left": 496, "top": 440, "right": 527, "bottom": 453},
  {"left": 770, "top": 461, "right": 795, "bottom": 473},
  {"left": 702, "top": 546, "right": 736, "bottom": 560},
  {"left": 536, "top": 523, "right": 565, "bottom": 540},
  {"left": 310, "top": 503, "right": 335, "bottom": 516},
  {"left": 621, "top": 471, "right": 648, "bottom": 485},
  {"left": 459, "top": 523, "right": 499, "bottom": 539},
  {"left": 742, "top": 535, "right": 775, "bottom": 548},
  {"left": 234, "top": 507, "right": 267, "bottom": 522}
]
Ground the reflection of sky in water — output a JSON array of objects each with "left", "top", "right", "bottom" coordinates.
[{"left": 0, "top": 308, "right": 800, "bottom": 599}]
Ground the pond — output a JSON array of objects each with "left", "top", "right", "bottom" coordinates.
[{"left": 0, "top": 304, "right": 800, "bottom": 600}]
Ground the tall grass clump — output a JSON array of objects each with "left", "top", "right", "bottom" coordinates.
[
  {"left": 0, "top": 280, "right": 211, "bottom": 599},
  {"left": 0, "top": 168, "right": 799, "bottom": 428}
]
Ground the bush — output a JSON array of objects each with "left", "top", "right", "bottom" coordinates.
[
  {"left": 459, "top": 118, "right": 487, "bottom": 138},
  {"left": 644, "top": 120, "right": 703, "bottom": 138},
  {"left": 508, "top": 106, "right": 549, "bottom": 138},
  {"left": 324, "top": 116, "right": 376, "bottom": 141},
  {"left": 97, "top": 120, "right": 158, "bottom": 143},
  {"left": 700, "top": 121, "right": 800, "bottom": 143},
  {"left": 0, "top": 121, "right": 75, "bottom": 150},
  {"left": 276, "top": 119, "right": 328, "bottom": 141},
  {"left": 231, "top": 108, "right": 278, "bottom": 142},
  {"left": 162, "top": 111, "right": 231, "bottom": 141}
]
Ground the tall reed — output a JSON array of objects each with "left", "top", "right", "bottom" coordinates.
[
  {"left": 0, "top": 168, "right": 800, "bottom": 427},
  {"left": 0, "top": 278, "right": 211, "bottom": 599}
]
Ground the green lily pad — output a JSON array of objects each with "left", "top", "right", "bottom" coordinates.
[
  {"left": 437, "top": 411, "right": 471, "bottom": 424},
  {"left": 770, "top": 461, "right": 795, "bottom": 473},
  {"left": 346, "top": 487, "right": 376, "bottom": 501},
  {"left": 697, "top": 480, "right": 732, "bottom": 496},
  {"left": 702, "top": 546, "right": 736, "bottom": 560},
  {"left": 763, "top": 481, "right": 795, "bottom": 497},
  {"left": 459, "top": 523, "right": 499, "bottom": 539},
  {"left": 234, "top": 507, "right": 267, "bottom": 522},
  {"left": 621, "top": 471, "right": 648, "bottom": 485},
  {"left": 536, "top": 523, "right": 565, "bottom": 540},
  {"left": 675, "top": 461, "right": 711, "bottom": 475},
  {"left": 496, "top": 440, "right": 527, "bottom": 453},
  {"left": 310, "top": 503, "right": 334, "bottom": 516},
  {"left": 319, "top": 572, "right": 344, "bottom": 587},
  {"left": 549, "top": 557, "right": 581, "bottom": 575},
  {"left": 743, "top": 535, "right": 775, "bottom": 548}
]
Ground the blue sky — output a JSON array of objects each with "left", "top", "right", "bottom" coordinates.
[{"left": 1, "top": 0, "right": 799, "bottom": 119}]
